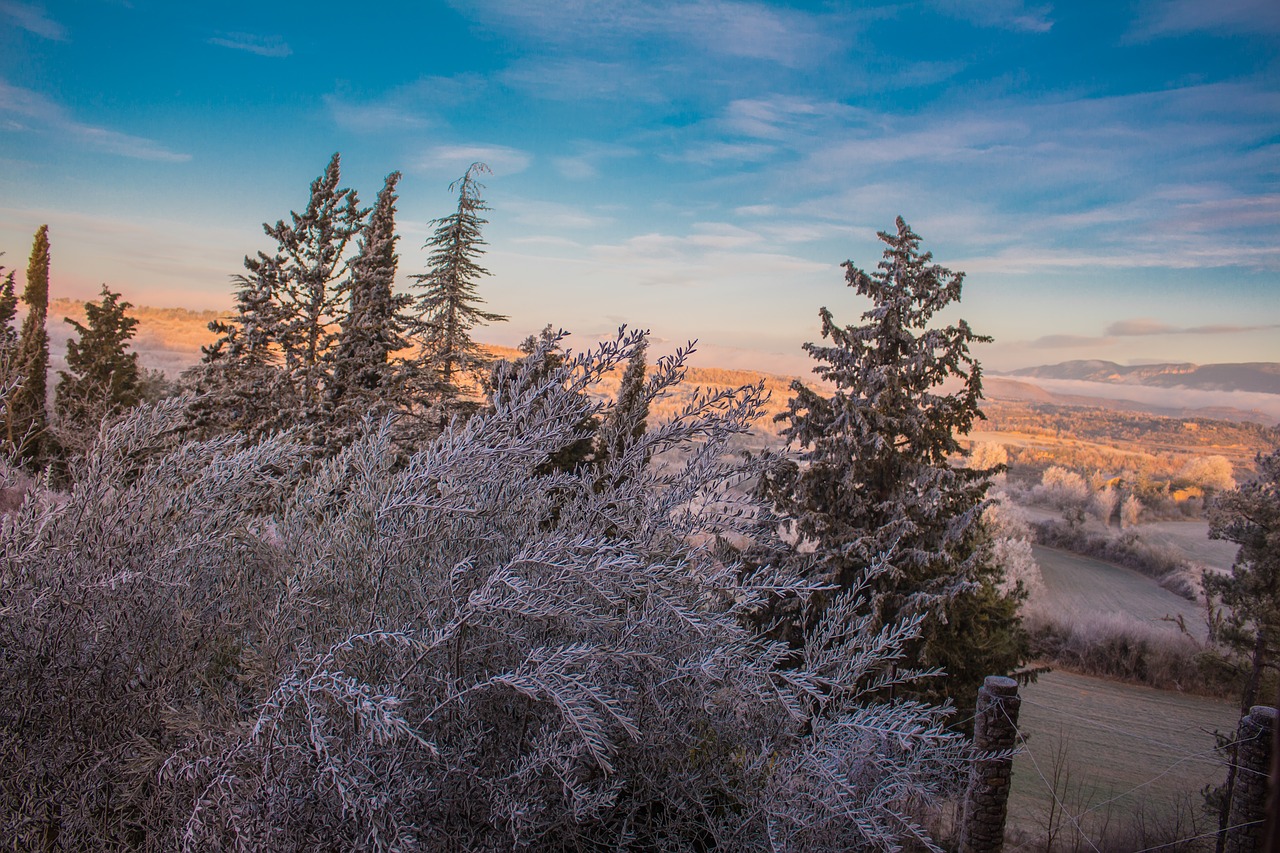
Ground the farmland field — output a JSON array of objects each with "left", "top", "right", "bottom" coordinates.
[
  {"left": 1006, "top": 670, "right": 1237, "bottom": 849},
  {"left": 1031, "top": 545, "right": 1205, "bottom": 637}
]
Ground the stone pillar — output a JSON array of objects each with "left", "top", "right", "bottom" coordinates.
[
  {"left": 959, "top": 675, "right": 1021, "bottom": 853},
  {"left": 1225, "top": 705, "right": 1277, "bottom": 853}
]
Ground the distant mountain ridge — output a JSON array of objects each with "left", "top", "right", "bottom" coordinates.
[{"left": 1001, "top": 360, "right": 1280, "bottom": 395}]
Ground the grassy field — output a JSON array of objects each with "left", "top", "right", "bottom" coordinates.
[
  {"left": 1006, "top": 670, "right": 1237, "bottom": 850},
  {"left": 1031, "top": 545, "right": 1206, "bottom": 638}
]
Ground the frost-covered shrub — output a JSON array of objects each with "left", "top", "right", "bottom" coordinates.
[
  {"left": 1034, "top": 465, "right": 1090, "bottom": 512},
  {"left": 0, "top": 331, "right": 966, "bottom": 851},
  {"left": 1091, "top": 486, "right": 1119, "bottom": 526}
]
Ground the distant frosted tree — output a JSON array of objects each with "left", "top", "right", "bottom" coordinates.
[
  {"left": 757, "top": 217, "right": 1026, "bottom": 710},
  {"left": 7, "top": 226, "right": 52, "bottom": 468},
  {"left": 1180, "top": 454, "right": 1235, "bottom": 493},
  {"left": 411, "top": 163, "right": 507, "bottom": 425},
  {"left": 55, "top": 286, "right": 141, "bottom": 444}
]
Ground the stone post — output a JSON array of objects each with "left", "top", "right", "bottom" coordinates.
[
  {"left": 1226, "top": 705, "right": 1277, "bottom": 853},
  {"left": 959, "top": 675, "right": 1021, "bottom": 853}
]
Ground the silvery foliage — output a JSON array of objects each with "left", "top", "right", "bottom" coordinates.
[{"left": 0, "top": 329, "right": 966, "bottom": 851}]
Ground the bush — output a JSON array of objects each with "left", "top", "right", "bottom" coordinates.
[{"left": 0, "top": 333, "right": 967, "bottom": 851}]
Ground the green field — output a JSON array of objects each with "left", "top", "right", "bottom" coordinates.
[{"left": 1006, "top": 670, "right": 1237, "bottom": 849}]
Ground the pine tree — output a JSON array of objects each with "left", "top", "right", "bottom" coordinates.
[
  {"left": 758, "top": 217, "right": 1026, "bottom": 711},
  {"left": 7, "top": 226, "right": 52, "bottom": 468},
  {"left": 411, "top": 163, "right": 507, "bottom": 426},
  {"left": 331, "top": 171, "right": 410, "bottom": 424},
  {"left": 55, "top": 286, "right": 141, "bottom": 442},
  {"left": 193, "top": 154, "right": 365, "bottom": 441}
]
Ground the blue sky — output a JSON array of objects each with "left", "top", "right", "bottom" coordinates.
[{"left": 1, "top": 0, "right": 1276, "bottom": 373}]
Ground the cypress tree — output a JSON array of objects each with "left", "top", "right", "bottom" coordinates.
[
  {"left": 55, "top": 285, "right": 141, "bottom": 438},
  {"left": 8, "top": 226, "right": 51, "bottom": 468},
  {"left": 596, "top": 338, "right": 648, "bottom": 468},
  {"left": 411, "top": 163, "right": 507, "bottom": 426},
  {"left": 332, "top": 171, "right": 409, "bottom": 416}
]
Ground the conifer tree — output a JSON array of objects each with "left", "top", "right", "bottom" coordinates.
[
  {"left": 332, "top": 171, "right": 409, "bottom": 420},
  {"left": 758, "top": 217, "right": 1026, "bottom": 711},
  {"left": 8, "top": 226, "right": 52, "bottom": 468},
  {"left": 55, "top": 285, "right": 141, "bottom": 440},
  {"left": 0, "top": 258, "right": 18, "bottom": 370},
  {"left": 193, "top": 248, "right": 291, "bottom": 437},
  {"left": 270, "top": 153, "right": 365, "bottom": 423},
  {"left": 1205, "top": 447, "right": 1280, "bottom": 847},
  {"left": 412, "top": 163, "right": 507, "bottom": 425},
  {"left": 596, "top": 338, "right": 648, "bottom": 467},
  {"left": 1207, "top": 447, "right": 1280, "bottom": 712}
]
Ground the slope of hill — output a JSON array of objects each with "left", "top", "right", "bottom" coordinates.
[{"left": 1003, "top": 360, "right": 1280, "bottom": 395}]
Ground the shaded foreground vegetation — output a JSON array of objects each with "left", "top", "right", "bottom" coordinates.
[{"left": 0, "top": 334, "right": 976, "bottom": 850}]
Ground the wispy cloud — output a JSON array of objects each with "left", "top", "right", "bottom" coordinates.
[
  {"left": 0, "top": 1, "right": 66, "bottom": 41},
  {"left": 931, "top": 0, "right": 1054, "bottom": 32},
  {"left": 0, "top": 80, "right": 190, "bottom": 162},
  {"left": 1029, "top": 334, "right": 1116, "bottom": 349},
  {"left": 414, "top": 144, "right": 531, "bottom": 177},
  {"left": 324, "top": 74, "right": 485, "bottom": 132},
  {"left": 207, "top": 32, "right": 292, "bottom": 58},
  {"left": 452, "top": 0, "right": 840, "bottom": 67},
  {"left": 1106, "top": 319, "right": 1280, "bottom": 336},
  {"left": 1131, "top": 0, "right": 1280, "bottom": 39}
]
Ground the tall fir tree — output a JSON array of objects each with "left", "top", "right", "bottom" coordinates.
[
  {"left": 55, "top": 286, "right": 141, "bottom": 443},
  {"left": 332, "top": 171, "right": 410, "bottom": 423},
  {"left": 7, "top": 226, "right": 52, "bottom": 468},
  {"left": 757, "top": 217, "right": 1026, "bottom": 712},
  {"left": 411, "top": 163, "right": 507, "bottom": 426}
]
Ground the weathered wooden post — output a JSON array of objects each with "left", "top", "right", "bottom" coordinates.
[
  {"left": 1225, "top": 705, "right": 1277, "bottom": 853},
  {"left": 959, "top": 675, "right": 1021, "bottom": 853}
]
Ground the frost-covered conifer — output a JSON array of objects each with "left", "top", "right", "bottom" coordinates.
[
  {"left": 0, "top": 259, "right": 17, "bottom": 372},
  {"left": 54, "top": 286, "right": 141, "bottom": 446},
  {"left": 270, "top": 153, "right": 366, "bottom": 425},
  {"left": 411, "top": 163, "right": 507, "bottom": 426},
  {"left": 330, "top": 172, "right": 411, "bottom": 447},
  {"left": 758, "top": 217, "right": 1026, "bottom": 711},
  {"left": 192, "top": 246, "right": 292, "bottom": 437}
]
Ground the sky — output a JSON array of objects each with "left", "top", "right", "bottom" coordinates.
[{"left": 0, "top": 0, "right": 1277, "bottom": 375}]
